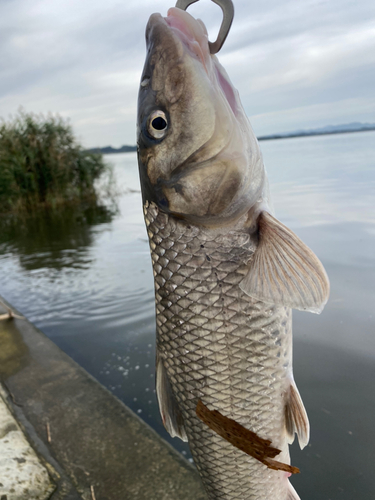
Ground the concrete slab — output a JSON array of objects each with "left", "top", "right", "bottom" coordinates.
[
  {"left": 0, "top": 394, "right": 55, "bottom": 500},
  {"left": 0, "top": 298, "right": 207, "bottom": 500}
]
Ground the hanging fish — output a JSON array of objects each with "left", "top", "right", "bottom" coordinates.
[{"left": 137, "top": 3, "right": 329, "bottom": 499}]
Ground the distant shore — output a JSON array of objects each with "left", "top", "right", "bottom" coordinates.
[
  {"left": 88, "top": 125, "right": 375, "bottom": 155},
  {"left": 257, "top": 126, "right": 375, "bottom": 142},
  {"left": 87, "top": 145, "right": 137, "bottom": 155}
]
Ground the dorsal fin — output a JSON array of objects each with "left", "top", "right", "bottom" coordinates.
[
  {"left": 240, "top": 211, "right": 330, "bottom": 313},
  {"left": 156, "top": 353, "right": 188, "bottom": 442}
]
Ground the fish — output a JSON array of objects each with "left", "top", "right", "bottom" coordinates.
[{"left": 137, "top": 6, "right": 329, "bottom": 500}]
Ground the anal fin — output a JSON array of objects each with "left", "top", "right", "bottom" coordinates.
[
  {"left": 156, "top": 353, "right": 188, "bottom": 442},
  {"left": 285, "top": 380, "right": 310, "bottom": 450},
  {"left": 287, "top": 481, "right": 301, "bottom": 500}
]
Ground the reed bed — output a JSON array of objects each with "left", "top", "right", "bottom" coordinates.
[{"left": 0, "top": 111, "right": 111, "bottom": 213}]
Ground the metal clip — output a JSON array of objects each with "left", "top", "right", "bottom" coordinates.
[{"left": 175, "top": 0, "right": 234, "bottom": 54}]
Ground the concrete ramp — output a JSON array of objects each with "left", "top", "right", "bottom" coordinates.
[{"left": 0, "top": 298, "right": 207, "bottom": 500}]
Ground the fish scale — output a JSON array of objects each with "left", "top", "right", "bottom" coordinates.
[{"left": 145, "top": 201, "right": 294, "bottom": 500}]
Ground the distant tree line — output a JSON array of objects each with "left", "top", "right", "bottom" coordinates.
[{"left": 86, "top": 145, "right": 137, "bottom": 154}]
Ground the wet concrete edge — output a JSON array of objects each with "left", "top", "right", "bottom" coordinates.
[{"left": 0, "top": 296, "right": 207, "bottom": 500}]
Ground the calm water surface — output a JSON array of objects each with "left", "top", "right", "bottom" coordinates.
[{"left": 1, "top": 131, "right": 374, "bottom": 499}]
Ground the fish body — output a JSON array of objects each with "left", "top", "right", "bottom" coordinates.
[
  {"left": 145, "top": 202, "right": 296, "bottom": 499},
  {"left": 137, "top": 8, "right": 329, "bottom": 500}
]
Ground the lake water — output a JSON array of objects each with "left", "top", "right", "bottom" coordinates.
[{"left": 1, "top": 131, "right": 374, "bottom": 499}]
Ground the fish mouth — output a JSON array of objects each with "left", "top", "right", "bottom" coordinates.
[
  {"left": 148, "top": 9, "right": 238, "bottom": 116},
  {"left": 147, "top": 8, "right": 210, "bottom": 72},
  {"left": 165, "top": 8, "right": 209, "bottom": 69}
]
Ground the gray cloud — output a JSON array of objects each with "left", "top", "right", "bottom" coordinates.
[{"left": 0, "top": 0, "right": 374, "bottom": 146}]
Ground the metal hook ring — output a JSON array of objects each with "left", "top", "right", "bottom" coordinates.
[{"left": 175, "top": 0, "right": 234, "bottom": 54}]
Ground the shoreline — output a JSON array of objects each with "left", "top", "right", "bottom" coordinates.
[
  {"left": 89, "top": 127, "right": 375, "bottom": 154},
  {"left": 257, "top": 127, "right": 375, "bottom": 141},
  {"left": 0, "top": 297, "right": 206, "bottom": 500}
]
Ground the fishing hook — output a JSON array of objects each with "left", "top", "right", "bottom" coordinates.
[{"left": 175, "top": 0, "right": 234, "bottom": 54}]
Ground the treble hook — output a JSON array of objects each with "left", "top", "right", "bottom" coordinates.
[{"left": 175, "top": 0, "right": 234, "bottom": 54}]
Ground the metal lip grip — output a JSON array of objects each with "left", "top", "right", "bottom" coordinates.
[{"left": 175, "top": 0, "right": 234, "bottom": 54}]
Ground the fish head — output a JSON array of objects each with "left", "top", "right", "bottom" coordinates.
[{"left": 137, "top": 7, "right": 265, "bottom": 226}]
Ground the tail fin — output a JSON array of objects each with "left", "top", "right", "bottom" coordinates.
[{"left": 287, "top": 481, "right": 301, "bottom": 500}]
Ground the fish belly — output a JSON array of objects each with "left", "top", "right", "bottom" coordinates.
[{"left": 145, "top": 202, "right": 294, "bottom": 500}]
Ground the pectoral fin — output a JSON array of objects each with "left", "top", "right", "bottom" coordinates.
[
  {"left": 285, "top": 380, "right": 310, "bottom": 450},
  {"left": 156, "top": 352, "right": 188, "bottom": 442},
  {"left": 240, "top": 211, "right": 330, "bottom": 313}
]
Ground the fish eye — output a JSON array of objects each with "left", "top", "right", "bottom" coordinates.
[{"left": 147, "top": 111, "right": 168, "bottom": 139}]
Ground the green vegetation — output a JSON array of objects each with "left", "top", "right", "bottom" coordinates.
[{"left": 0, "top": 110, "right": 112, "bottom": 214}]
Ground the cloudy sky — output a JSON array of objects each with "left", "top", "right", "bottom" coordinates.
[{"left": 1, "top": 0, "right": 374, "bottom": 148}]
